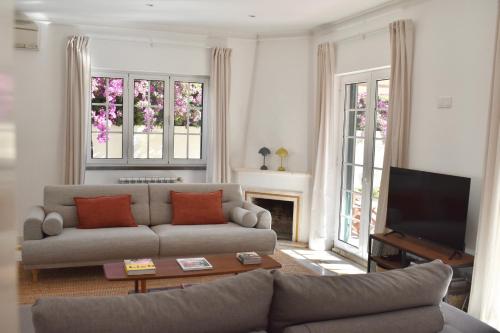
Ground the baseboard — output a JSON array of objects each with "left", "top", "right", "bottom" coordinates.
[
  {"left": 277, "top": 240, "right": 308, "bottom": 248},
  {"left": 331, "top": 247, "right": 367, "bottom": 269}
]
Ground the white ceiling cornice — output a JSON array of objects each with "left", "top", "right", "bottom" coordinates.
[
  {"left": 312, "top": 0, "right": 430, "bottom": 37},
  {"left": 19, "top": 0, "right": 433, "bottom": 42}
]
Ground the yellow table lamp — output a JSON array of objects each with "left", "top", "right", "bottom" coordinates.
[{"left": 275, "top": 147, "right": 288, "bottom": 171}]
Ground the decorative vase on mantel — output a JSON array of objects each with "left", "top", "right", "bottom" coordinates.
[
  {"left": 275, "top": 147, "right": 288, "bottom": 172},
  {"left": 258, "top": 147, "right": 271, "bottom": 170}
]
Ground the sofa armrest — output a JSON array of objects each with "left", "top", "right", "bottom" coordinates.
[
  {"left": 242, "top": 201, "right": 272, "bottom": 229},
  {"left": 23, "top": 206, "right": 45, "bottom": 241}
]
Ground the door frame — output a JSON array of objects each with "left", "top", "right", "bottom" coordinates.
[{"left": 333, "top": 67, "right": 390, "bottom": 259}]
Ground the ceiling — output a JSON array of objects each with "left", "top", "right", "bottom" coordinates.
[{"left": 16, "top": 0, "right": 395, "bottom": 35}]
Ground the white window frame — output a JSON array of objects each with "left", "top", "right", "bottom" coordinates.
[
  {"left": 168, "top": 76, "right": 209, "bottom": 166},
  {"left": 86, "top": 70, "right": 209, "bottom": 167},
  {"left": 87, "top": 71, "right": 129, "bottom": 165},
  {"left": 128, "top": 74, "right": 170, "bottom": 166},
  {"left": 334, "top": 67, "right": 390, "bottom": 259}
]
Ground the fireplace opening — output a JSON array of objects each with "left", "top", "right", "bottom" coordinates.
[{"left": 252, "top": 198, "right": 294, "bottom": 241}]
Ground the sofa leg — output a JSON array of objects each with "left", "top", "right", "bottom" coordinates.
[{"left": 31, "top": 269, "right": 39, "bottom": 283}]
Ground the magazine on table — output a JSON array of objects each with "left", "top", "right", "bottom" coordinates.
[{"left": 176, "top": 257, "right": 213, "bottom": 271}]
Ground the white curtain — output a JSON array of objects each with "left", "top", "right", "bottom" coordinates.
[
  {"left": 64, "top": 36, "right": 90, "bottom": 185},
  {"left": 309, "top": 42, "right": 336, "bottom": 250},
  {"left": 207, "top": 48, "right": 232, "bottom": 183},
  {"left": 374, "top": 20, "right": 414, "bottom": 233},
  {"left": 469, "top": 5, "right": 500, "bottom": 329}
]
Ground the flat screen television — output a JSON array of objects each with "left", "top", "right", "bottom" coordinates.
[{"left": 386, "top": 167, "right": 470, "bottom": 251}]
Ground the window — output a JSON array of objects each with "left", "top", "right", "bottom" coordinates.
[
  {"left": 88, "top": 72, "right": 208, "bottom": 166},
  {"left": 171, "top": 79, "right": 205, "bottom": 161},
  {"left": 336, "top": 68, "right": 389, "bottom": 258},
  {"left": 90, "top": 76, "right": 125, "bottom": 160}
]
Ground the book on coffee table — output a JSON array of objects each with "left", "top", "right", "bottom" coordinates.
[
  {"left": 176, "top": 257, "right": 213, "bottom": 271},
  {"left": 236, "top": 252, "right": 262, "bottom": 265},
  {"left": 124, "top": 258, "right": 156, "bottom": 275}
]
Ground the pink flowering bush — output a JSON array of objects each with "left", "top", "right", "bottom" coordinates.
[
  {"left": 376, "top": 95, "right": 389, "bottom": 136},
  {"left": 134, "top": 80, "right": 164, "bottom": 133},
  {"left": 91, "top": 77, "right": 123, "bottom": 143},
  {"left": 174, "top": 81, "right": 203, "bottom": 127},
  {"left": 91, "top": 77, "right": 204, "bottom": 144},
  {"left": 353, "top": 90, "right": 389, "bottom": 137}
]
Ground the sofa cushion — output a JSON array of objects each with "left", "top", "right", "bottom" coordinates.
[
  {"left": 149, "top": 183, "right": 243, "bottom": 225},
  {"left": 269, "top": 260, "right": 452, "bottom": 333},
  {"left": 32, "top": 269, "right": 274, "bottom": 333},
  {"left": 22, "top": 225, "right": 159, "bottom": 267},
  {"left": 151, "top": 223, "right": 277, "bottom": 256},
  {"left": 75, "top": 195, "right": 137, "bottom": 229},
  {"left": 44, "top": 185, "right": 150, "bottom": 227},
  {"left": 171, "top": 190, "right": 226, "bottom": 225},
  {"left": 42, "top": 212, "right": 63, "bottom": 236},
  {"left": 282, "top": 306, "right": 443, "bottom": 333}
]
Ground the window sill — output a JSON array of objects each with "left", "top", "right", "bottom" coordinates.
[{"left": 86, "top": 165, "right": 206, "bottom": 171}]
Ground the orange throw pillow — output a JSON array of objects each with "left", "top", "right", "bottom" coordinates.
[
  {"left": 171, "top": 190, "right": 227, "bottom": 225},
  {"left": 74, "top": 195, "right": 137, "bottom": 229}
]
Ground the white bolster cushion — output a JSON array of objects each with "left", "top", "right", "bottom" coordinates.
[
  {"left": 242, "top": 201, "right": 272, "bottom": 229},
  {"left": 42, "top": 212, "right": 64, "bottom": 236},
  {"left": 230, "top": 207, "right": 258, "bottom": 228},
  {"left": 23, "top": 206, "right": 45, "bottom": 240}
]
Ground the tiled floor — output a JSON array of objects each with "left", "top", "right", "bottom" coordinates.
[{"left": 277, "top": 244, "right": 366, "bottom": 276}]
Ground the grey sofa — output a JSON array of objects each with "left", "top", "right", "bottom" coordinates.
[
  {"left": 19, "top": 261, "right": 497, "bottom": 333},
  {"left": 22, "top": 183, "right": 277, "bottom": 277}
]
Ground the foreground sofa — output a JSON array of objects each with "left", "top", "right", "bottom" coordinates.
[
  {"left": 20, "top": 261, "right": 497, "bottom": 333},
  {"left": 22, "top": 183, "right": 277, "bottom": 278}
]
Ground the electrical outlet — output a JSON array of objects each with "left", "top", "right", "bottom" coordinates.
[{"left": 437, "top": 96, "right": 452, "bottom": 109}]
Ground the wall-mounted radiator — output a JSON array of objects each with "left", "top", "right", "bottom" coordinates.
[{"left": 118, "top": 177, "right": 183, "bottom": 184}]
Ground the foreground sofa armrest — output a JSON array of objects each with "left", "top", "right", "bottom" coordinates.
[
  {"left": 440, "top": 302, "right": 498, "bottom": 333},
  {"left": 23, "top": 206, "right": 45, "bottom": 241},
  {"left": 242, "top": 201, "right": 272, "bottom": 229}
]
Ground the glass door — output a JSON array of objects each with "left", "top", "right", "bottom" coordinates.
[{"left": 336, "top": 69, "right": 390, "bottom": 258}]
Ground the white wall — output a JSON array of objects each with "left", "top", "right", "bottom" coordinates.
[
  {"left": 15, "top": 24, "right": 77, "bottom": 235},
  {"left": 315, "top": 0, "right": 498, "bottom": 253},
  {"left": 227, "top": 38, "right": 258, "bottom": 169},
  {"left": 1, "top": 0, "right": 20, "bottom": 330},
  {"left": 243, "top": 37, "right": 313, "bottom": 172}
]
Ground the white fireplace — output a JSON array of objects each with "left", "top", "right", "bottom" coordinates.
[
  {"left": 245, "top": 189, "right": 300, "bottom": 241},
  {"left": 233, "top": 168, "right": 311, "bottom": 244}
]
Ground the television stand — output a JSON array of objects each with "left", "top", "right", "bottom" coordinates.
[
  {"left": 449, "top": 250, "right": 463, "bottom": 260},
  {"left": 383, "top": 230, "right": 406, "bottom": 238},
  {"left": 367, "top": 233, "right": 474, "bottom": 273}
]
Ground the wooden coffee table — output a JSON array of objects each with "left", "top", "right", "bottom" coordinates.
[{"left": 103, "top": 253, "right": 281, "bottom": 293}]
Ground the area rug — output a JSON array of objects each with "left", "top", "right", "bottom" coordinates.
[{"left": 18, "top": 250, "right": 316, "bottom": 304}]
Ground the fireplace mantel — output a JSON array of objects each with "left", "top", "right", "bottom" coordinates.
[
  {"left": 232, "top": 168, "right": 311, "bottom": 178},
  {"left": 233, "top": 168, "right": 312, "bottom": 243}
]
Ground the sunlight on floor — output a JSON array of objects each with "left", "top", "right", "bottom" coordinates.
[{"left": 280, "top": 247, "right": 365, "bottom": 275}]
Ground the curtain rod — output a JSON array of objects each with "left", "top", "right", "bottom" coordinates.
[
  {"left": 86, "top": 33, "right": 212, "bottom": 49},
  {"left": 330, "top": 26, "right": 388, "bottom": 44}
]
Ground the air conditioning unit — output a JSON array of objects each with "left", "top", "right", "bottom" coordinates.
[{"left": 14, "top": 19, "right": 39, "bottom": 50}]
